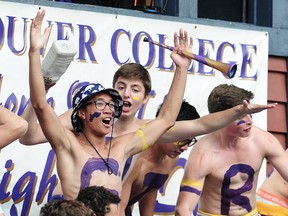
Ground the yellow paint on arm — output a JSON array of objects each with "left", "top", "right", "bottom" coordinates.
[{"left": 136, "top": 125, "right": 149, "bottom": 151}]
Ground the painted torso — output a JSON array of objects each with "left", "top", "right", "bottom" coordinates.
[
  {"left": 126, "top": 150, "right": 178, "bottom": 207},
  {"left": 193, "top": 128, "right": 265, "bottom": 215},
  {"left": 55, "top": 131, "right": 126, "bottom": 200}
]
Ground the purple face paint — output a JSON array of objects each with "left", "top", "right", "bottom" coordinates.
[
  {"left": 89, "top": 112, "right": 101, "bottom": 122},
  {"left": 127, "top": 172, "right": 168, "bottom": 207},
  {"left": 221, "top": 164, "right": 255, "bottom": 215},
  {"left": 180, "top": 186, "right": 202, "bottom": 196},
  {"left": 236, "top": 119, "right": 245, "bottom": 126},
  {"left": 80, "top": 158, "right": 119, "bottom": 189}
]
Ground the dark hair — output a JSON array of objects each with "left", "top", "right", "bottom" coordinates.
[
  {"left": 40, "top": 200, "right": 94, "bottom": 216},
  {"left": 77, "top": 186, "right": 121, "bottom": 216},
  {"left": 112, "top": 63, "right": 152, "bottom": 96},
  {"left": 156, "top": 100, "right": 200, "bottom": 121},
  {"left": 208, "top": 84, "right": 254, "bottom": 113}
]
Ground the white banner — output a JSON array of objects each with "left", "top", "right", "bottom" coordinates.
[{"left": 0, "top": 1, "right": 268, "bottom": 215}]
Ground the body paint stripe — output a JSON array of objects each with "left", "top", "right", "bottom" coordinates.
[
  {"left": 180, "top": 186, "right": 202, "bottom": 196},
  {"left": 181, "top": 179, "right": 204, "bottom": 187},
  {"left": 136, "top": 128, "right": 148, "bottom": 151}
]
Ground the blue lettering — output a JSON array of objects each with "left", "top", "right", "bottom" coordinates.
[
  {"left": 0, "top": 151, "right": 58, "bottom": 216},
  {"left": 239, "top": 44, "right": 258, "bottom": 79},
  {"left": 54, "top": 21, "right": 73, "bottom": 40},
  {"left": 77, "top": 24, "right": 97, "bottom": 62},
  {"left": 111, "top": 29, "right": 130, "bottom": 64},
  {"left": 157, "top": 34, "right": 174, "bottom": 70},
  {"left": 7, "top": 16, "right": 28, "bottom": 55},
  {"left": 0, "top": 18, "right": 4, "bottom": 48},
  {"left": 0, "top": 160, "right": 14, "bottom": 202},
  {"left": 36, "top": 149, "right": 58, "bottom": 203},
  {"left": 133, "top": 31, "right": 155, "bottom": 67},
  {"left": 11, "top": 171, "right": 36, "bottom": 216},
  {"left": 197, "top": 38, "right": 214, "bottom": 75},
  {"left": 216, "top": 42, "right": 237, "bottom": 78}
]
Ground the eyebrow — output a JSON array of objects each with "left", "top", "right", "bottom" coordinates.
[
  {"left": 116, "top": 81, "right": 142, "bottom": 88},
  {"left": 89, "top": 97, "right": 112, "bottom": 102},
  {"left": 116, "top": 81, "right": 126, "bottom": 86}
]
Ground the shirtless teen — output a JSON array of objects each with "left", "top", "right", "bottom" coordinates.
[
  {"left": 120, "top": 101, "right": 200, "bottom": 216},
  {"left": 28, "top": 8, "right": 191, "bottom": 204},
  {"left": 176, "top": 84, "right": 287, "bottom": 216},
  {"left": 256, "top": 149, "right": 288, "bottom": 216},
  {"left": 22, "top": 10, "right": 276, "bottom": 207}
]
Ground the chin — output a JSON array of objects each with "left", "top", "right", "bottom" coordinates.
[
  {"left": 120, "top": 111, "right": 131, "bottom": 117},
  {"left": 168, "top": 154, "right": 178, "bottom": 159}
]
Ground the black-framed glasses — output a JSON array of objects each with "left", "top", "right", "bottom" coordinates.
[
  {"left": 85, "top": 99, "right": 115, "bottom": 111},
  {"left": 175, "top": 137, "right": 197, "bottom": 148}
]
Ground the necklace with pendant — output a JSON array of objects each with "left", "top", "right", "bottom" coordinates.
[{"left": 83, "top": 132, "right": 113, "bottom": 175}]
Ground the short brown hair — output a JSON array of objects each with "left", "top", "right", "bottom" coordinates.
[
  {"left": 208, "top": 84, "right": 254, "bottom": 113},
  {"left": 112, "top": 63, "right": 151, "bottom": 96}
]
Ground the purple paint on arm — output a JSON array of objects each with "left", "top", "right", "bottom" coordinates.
[{"left": 180, "top": 186, "right": 202, "bottom": 196}]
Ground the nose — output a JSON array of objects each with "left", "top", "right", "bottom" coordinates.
[
  {"left": 180, "top": 145, "right": 189, "bottom": 151},
  {"left": 244, "top": 114, "right": 253, "bottom": 125},
  {"left": 122, "top": 87, "right": 131, "bottom": 99},
  {"left": 103, "top": 104, "right": 112, "bottom": 113}
]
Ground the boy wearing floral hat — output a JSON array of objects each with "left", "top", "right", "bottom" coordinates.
[{"left": 28, "top": 8, "right": 191, "bottom": 204}]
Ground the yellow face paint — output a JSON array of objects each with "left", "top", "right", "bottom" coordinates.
[
  {"left": 136, "top": 128, "right": 148, "bottom": 151},
  {"left": 132, "top": 95, "right": 140, "bottom": 102},
  {"left": 181, "top": 179, "right": 204, "bottom": 187}
]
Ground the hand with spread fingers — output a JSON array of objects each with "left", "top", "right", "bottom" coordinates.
[{"left": 29, "top": 9, "right": 51, "bottom": 53}]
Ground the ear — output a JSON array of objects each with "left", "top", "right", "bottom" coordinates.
[
  {"left": 77, "top": 108, "right": 87, "bottom": 120},
  {"left": 142, "top": 93, "right": 150, "bottom": 105}
]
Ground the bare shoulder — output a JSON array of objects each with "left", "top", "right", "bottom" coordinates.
[
  {"left": 139, "top": 118, "right": 153, "bottom": 125},
  {"left": 194, "top": 133, "right": 219, "bottom": 150},
  {"left": 188, "top": 134, "right": 218, "bottom": 164},
  {"left": 252, "top": 125, "right": 284, "bottom": 157},
  {"left": 252, "top": 125, "right": 279, "bottom": 142}
]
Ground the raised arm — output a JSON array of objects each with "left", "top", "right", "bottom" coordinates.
[
  {"left": 0, "top": 106, "right": 28, "bottom": 149},
  {"left": 29, "top": 9, "right": 71, "bottom": 152},
  {"left": 156, "top": 100, "right": 277, "bottom": 144},
  {"left": 19, "top": 105, "right": 73, "bottom": 145},
  {"left": 21, "top": 19, "right": 75, "bottom": 146},
  {"left": 123, "top": 29, "right": 192, "bottom": 156}
]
